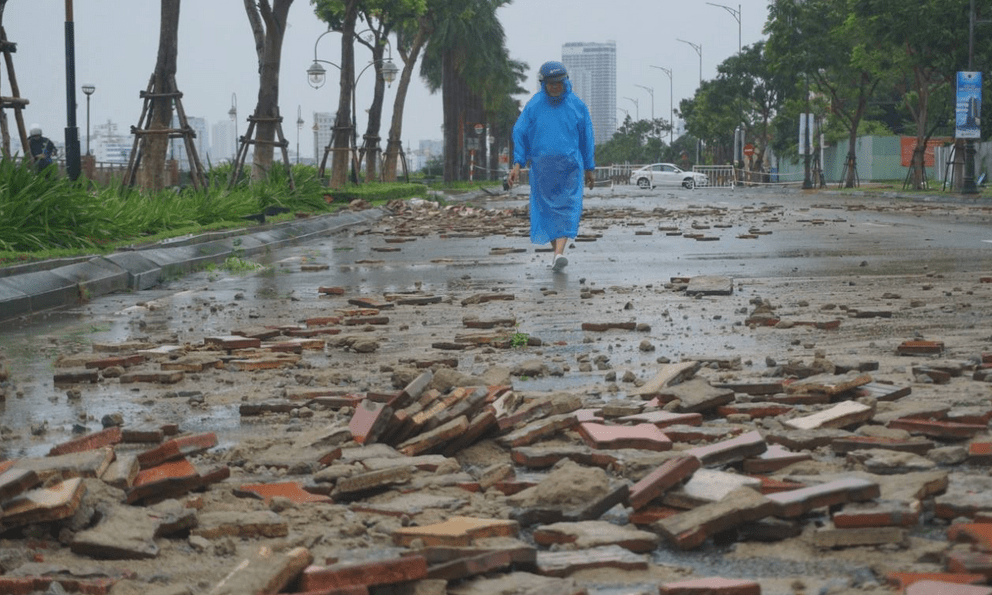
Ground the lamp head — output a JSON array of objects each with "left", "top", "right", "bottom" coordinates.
[
  {"left": 381, "top": 59, "right": 399, "bottom": 86},
  {"left": 81, "top": 84, "right": 95, "bottom": 96},
  {"left": 307, "top": 60, "right": 327, "bottom": 89}
]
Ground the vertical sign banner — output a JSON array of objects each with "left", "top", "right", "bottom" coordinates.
[
  {"left": 797, "top": 113, "right": 813, "bottom": 155},
  {"left": 956, "top": 71, "right": 982, "bottom": 139}
]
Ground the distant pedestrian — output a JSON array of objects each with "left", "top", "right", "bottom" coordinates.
[
  {"left": 508, "top": 61, "right": 595, "bottom": 273},
  {"left": 28, "top": 124, "right": 57, "bottom": 173}
]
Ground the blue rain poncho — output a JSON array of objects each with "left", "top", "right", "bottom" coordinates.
[{"left": 512, "top": 79, "right": 596, "bottom": 245}]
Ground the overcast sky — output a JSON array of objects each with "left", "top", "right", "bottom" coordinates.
[{"left": 5, "top": 0, "right": 769, "bottom": 159}]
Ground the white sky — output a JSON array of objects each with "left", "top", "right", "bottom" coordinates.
[{"left": 4, "top": 0, "right": 769, "bottom": 159}]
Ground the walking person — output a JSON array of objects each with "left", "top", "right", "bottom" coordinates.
[
  {"left": 508, "top": 61, "right": 595, "bottom": 273},
  {"left": 28, "top": 124, "right": 58, "bottom": 173}
]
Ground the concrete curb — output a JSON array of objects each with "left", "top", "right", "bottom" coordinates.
[{"left": 0, "top": 208, "right": 383, "bottom": 324}]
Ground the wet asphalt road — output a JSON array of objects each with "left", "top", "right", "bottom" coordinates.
[{"left": 1, "top": 184, "right": 991, "bottom": 460}]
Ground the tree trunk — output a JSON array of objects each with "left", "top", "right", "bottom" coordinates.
[
  {"left": 441, "top": 51, "right": 459, "bottom": 183},
  {"left": 383, "top": 19, "right": 428, "bottom": 182},
  {"left": 331, "top": 1, "right": 359, "bottom": 188},
  {"left": 244, "top": 0, "right": 293, "bottom": 182},
  {"left": 138, "top": 0, "right": 180, "bottom": 191},
  {"left": 361, "top": 37, "right": 386, "bottom": 182}
]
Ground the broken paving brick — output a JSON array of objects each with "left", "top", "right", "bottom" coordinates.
[
  {"left": 662, "top": 424, "right": 744, "bottom": 444},
  {"left": 397, "top": 415, "right": 470, "bottom": 457},
  {"left": 348, "top": 399, "right": 393, "bottom": 445},
  {"left": 577, "top": 422, "right": 672, "bottom": 452},
  {"left": 203, "top": 335, "right": 263, "bottom": 350},
  {"left": 1, "top": 477, "right": 86, "bottom": 528},
  {"left": 127, "top": 461, "right": 230, "bottom": 506},
  {"left": 208, "top": 546, "right": 314, "bottom": 595},
  {"left": 83, "top": 354, "right": 146, "bottom": 369},
  {"left": 427, "top": 549, "right": 518, "bottom": 581},
  {"left": 512, "top": 482, "right": 629, "bottom": 527},
  {"left": 854, "top": 382, "right": 912, "bottom": 402},
  {"left": 946, "top": 548, "right": 992, "bottom": 579},
  {"left": 766, "top": 476, "right": 880, "bottom": 518},
  {"left": 70, "top": 500, "right": 196, "bottom": 560},
  {"left": 905, "top": 581, "right": 992, "bottom": 595},
  {"left": 685, "top": 430, "right": 766, "bottom": 467},
  {"left": 628, "top": 362, "right": 701, "bottom": 400},
  {"left": 119, "top": 371, "right": 185, "bottom": 384},
  {"left": 47, "top": 426, "right": 122, "bottom": 456},
  {"left": 784, "top": 372, "right": 872, "bottom": 397},
  {"left": 510, "top": 445, "right": 619, "bottom": 470},
  {"left": 496, "top": 413, "right": 578, "bottom": 448},
  {"left": 100, "top": 453, "right": 139, "bottom": 490},
  {"left": 535, "top": 545, "right": 647, "bottom": 578},
  {"left": 936, "top": 476, "right": 992, "bottom": 520},
  {"left": 658, "top": 577, "right": 761, "bottom": 595},
  {"left": 580, "top": 322, "right": 637, "bottom": 332},
  {"left": 652, "top": 378, "right": 735, "bottom": 413},
  {"left": 193, "top": 510, "right": 289, "bottom": 540},
  {"left": 0, "top": 577, "right": 117, "bottom": 595},
  {"left": 652, "top": 487, "right": 776, "bottom": 550},
  {"left": 136, "top": 432, "right": 218, "bottom": 469},
  {"left": 0, "top": 469, "right": 40, "bottom": 502},
  {"left": 459, "top": 293, "right": 514, "bottom": 306},
  {"left": 742, "top": 444, "right": 812, "bottom": 474},
  {"left": 764, "top": 428, "right": 852, "bottom": 451},
  {"left": 831, "top": 500, "right": 921, "bottom": 528},
  {"left": 716, "top": 402, "right": 794, "bottom": 419},
  {"left": 532, "top": 520, "right": 660, "bottom": 553},
  {"left": 616, "top": 410, "right": 703, "bottom": 428},
  {"left": 713, "top": 381, "right": 785, "bottom": 396},
  {"left": 234, "top": 482, "right": 333, "bottom": 505},
  {"left": 350, "top": 492, "right": 466, "bottom": 517},
  {"left": 299, "top": 555, "right": 427, "bottom": 592},
  {"left": 888, "top": 418, "right": 986, "bottom": 440},
  {"left": 628, "top": 455, "right": 702, "bottom": 511},
  {"left": 347, "top": 296, "right": 395, "bottom": 310},
  {"left": 831, "top": 435, "right": 934, "bottom": 456},
  {"left": 53, "top": 369, "right": 100, "bottom": 385},
  {"left": 811, "top": 522, "right": 908, "bottom": 548},
  {"left": 331, "top": 466, "right": 413, "bottom": 501},
  {"left": 13, "top": 447, "right": 115, "bottom": 482},
  {"left": 392, "top": 517, "right": 520, "bottom": 547},
  {"left": 663, "top": 470, "right": 763, "bottom": 509},
  {"left": 783, "top": 400, "right": 875, "bottom": 431},
  {"left": 896, "top": 340, "right": 945, "bottom": 355},
  {"left": 886, "top": 572, "right": 987, "bottom": 591}
]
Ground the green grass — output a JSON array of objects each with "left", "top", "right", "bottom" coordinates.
[{"left": 0, "top": 162, "right": 429, "bottom": 268}]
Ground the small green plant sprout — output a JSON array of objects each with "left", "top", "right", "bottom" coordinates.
[{"left": 511, "top": 331, "right": 530, "bottom": 348}]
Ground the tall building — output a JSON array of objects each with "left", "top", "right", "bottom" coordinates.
[
  {"left": 212, "top": 120, "right": 237, "bottom": 163},
  {"left": 313, "top": 112, "right": 335, "bottom": 163},
  {"left": 562, "top": 41, "right": 616, "bottom": 145}
]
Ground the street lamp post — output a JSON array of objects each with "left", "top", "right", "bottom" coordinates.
[
  {"left": 677, "top": 38, "right": 702, "bottom": 164},
  {"left": 63, "top": 0, "right": 81, "bottom": 180},
  {"left": 308, "top": 29, "right": 399, "bottom": 179},
  {"left": 649, "top": 66, "right": 673, "bottom": 147},
  {"left": 963, "top": 0, "right": 981, "bottom": 194},
  {"left": 228, "top": 93, "right": 238, "bottom": 162},
  {"left": 623, "top": 96, "right": 639, "bottom": 121},
  {"left": 634, "top": 84, "right": 654, "bottom": 122},
  {"left": 81, "top": 83, "right": 95, "bottom": 156},
  {"left": 296, "top": 105, "right": 304, "bottom": 165},
  {"left": 707, "top": 2, "right": 743, "bottom": 166},
  {"left": 802, "top": 75, "right": 813, "bottom": 189}
]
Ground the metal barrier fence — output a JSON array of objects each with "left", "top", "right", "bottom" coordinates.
[{"left": 693, "top": 165, "right": 736, "bottom": 188}]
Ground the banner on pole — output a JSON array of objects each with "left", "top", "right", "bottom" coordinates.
[
  {"left": 956, "top": 71, "right": 982, "bottom": 140},
  {"left": 798, "top": 113, "right": 813, "bottom": 155}
]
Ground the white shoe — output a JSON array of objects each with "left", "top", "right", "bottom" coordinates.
[{"left": 552, "top": 254, "right": 568, "bottom": 272}]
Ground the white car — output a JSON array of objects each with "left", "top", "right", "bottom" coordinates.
[{"left": 631, "top": 163, "right": 708, "bottom": 189}]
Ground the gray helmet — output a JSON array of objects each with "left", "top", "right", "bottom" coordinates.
[{"left": 29, "top": 124, "right": 42, "bottom": 136}]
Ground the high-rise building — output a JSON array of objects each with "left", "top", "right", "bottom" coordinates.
[
  {"left": 313, "top": 112, "right": 335, "bottom": 164},
  {"left": 212, "top": 120, "right": 237, "bottom": 163},
  {"left": 562, "top": 41, "right": 616, "bottom": 145}
]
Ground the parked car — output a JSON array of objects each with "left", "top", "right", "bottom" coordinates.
[{"left": 630, "top": 163, "right": 708, "bottom": 189}]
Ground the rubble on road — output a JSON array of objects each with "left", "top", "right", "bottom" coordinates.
[{"left": 3, "top": 196, "right": 992, "bottom": 595}]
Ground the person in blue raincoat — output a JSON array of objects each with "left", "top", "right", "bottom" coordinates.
[{"left": 508, "top": 61, "right": 595, "bottom": 273}]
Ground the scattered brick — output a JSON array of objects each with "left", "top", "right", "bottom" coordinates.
[
  {"left": 332, "top": 466, "right": 413, "bottom": 501},
  {"left": 535, "top": 545, "right": 648, "bottom": 578},
  {"left": 532, "top": 520, "right": 659, "bottom": 553},
  {"left": 617, "top": 411, "right": 704, "bottom": 428},
  {"left": 904, "top": 581, "right": 992, "bottom": 595},
  {"left": 628, "top": 362, "right": 701, "bottom": 399},
  {"left": 886, "top": 572, "right": 986, "bottom": 591},
  {"left": 652, "top": 378, "right": 736, "bottom": 413},
  {"left": 349, "top": 399, "right": 394, "bottom": 445},
  {"left": 2, "top": 477, "right": 86, "bottom": 528},
  {"left": 888, "top": 418, "right": 986, "bottom": 440},
  {"left": 658, "top": 577, "right": 761, "bottom": 595},
  {"left": 628, "top": 455, "right": 701, "bottom": 510},
  {"left": 831, "top": 435, "right": 934, "bottom": 455},
  {"left": 577, "top": 422, "right": 672, "bottom": 451},
  {"left": 0, "top": 468, "right": 41, "bottom": 502},
  {"left": 686, "top": 430, "right": 766, "bottom": 467},
  {"left": 783, "top": 400, "right": 875, "bottom": 431},
  {"left": 235, "top": 482, "right": 333, "bottom": 505},
  {"left": 136, "top": 432, "right": 218, "bottom": 469},
  {"left": 663, "top": 470, "right": 763, "bottom": 509},
  {"left": 742, "top": 444, "right": 812, "bottom": 474},
  {"left": 766, "top": 477, "right": 880, "bottom": 518},
  {"left": 897, "top": 340, "right": 945, "bottom": 355},
  {"left": 652, "top": 487, "right": 776, "bottom": 550},
  {"left": 392, "top": 517, "right": 520, "bottom": 547},
  {"left": 833, "top": 500, "right": 920, "bottom": 528},
  {"left": 580, "top": 322, "right": 637, "bottom": 332},
  {"left": 47, "top": 426, "right": 122, "bottom": 456},
  {"left": 119, "top": 370, "right": 185, "bottom": 384},
  {"left": 204, "top": 335, "right": 262, "bottom": 350},
  {"left": 193, "top": 510, "right": 289, "bottom": 540}
]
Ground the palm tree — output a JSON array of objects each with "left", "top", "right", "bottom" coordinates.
[{"left": 420, "top": 0, "right": 516, "bottom": 182}]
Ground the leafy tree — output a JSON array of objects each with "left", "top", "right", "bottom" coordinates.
[
  {"left": 311, "top": 0, "right": 359, "bottom": 188},
  {"left": 680, "top": 78, "right": 739, "bottom": 165},
  {"left": 849, "top": 0, "right": 972, "bottom": 188},
  {"left": 381, "top": 1, "right": 431, "bottom": 181},
  {"left": 596, "top": 116, "right": 667, "bottom": 164},
  {"left": 243, "top": 0, "right": 294, "bottom": 182},
  {"left": 721, "top": 41, "right": 788, "bottom": 176},
  {"left": 420, "top": 0, "right": 518, "bottom": 182}
]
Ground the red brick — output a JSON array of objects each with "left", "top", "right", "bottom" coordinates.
[
  {"left": 285, "top": 587, "right": 367, "bottom": 595},
  {"left": 886, "top": 572, "right": 986, "bottom": 591},
  {"left": 2, "top": 477, "right": 87, "bottom": 527},
  {"left": 48, "top": 426, "right": 122, "bottom": 457},
  {"left": 896, "top": 340, "right": 945, "bottom": 355},
  {"left": 831, "top": 435, "right": 934, "bottom": 455},
  {"left": 133, "top": 458, "right": 198, "bottom": 487},
  {"left": 654, "top": 488, "right": 775, "bottom": 550},
  {"left": 84, "top": 354, "right": 146, "bottom": 369},
  {"left": 136, "top": 432, "right": 218, "bottom": 469},
  {"left": 235, "top": 482, "right": 333, "bottom": 505},
  {"left": 0, "top": 577, "right": 117, "bottom": 595},
  {"left": 833, "top": 501, "right": 920, "bottom": 528},
  {"left": 658, "top": 577, "right": 761, "bottom": 594},
  {"left": 742, "top": 444, "right": 811, "bottom": 474},
  {"left": 950, "top": 524, "right": 992, "bottom": 552},
  {"left": 628, "top": 455, "right": 701, "bottom": 510},
  {"left": 392, "top": 516, "right": 519, "bottom": 547},
  {"left": 947, "top": 550, "right": 992, "bottom": 579},
  {"left": 629, "top": 505, "right": 682, "bottom": 525},
  {"left": 577, "top": 422, "right": 672, "bottom": 451},
  {"left": 348, "top": 399, "right": 393, "bottom": 445},
  {"left": 299, "top": 555, "right": 427, "bottom": 591},
  {"left": 617, "top": 411, "right": 703, "bottom": 427},
  {"left": 535, "top": 545, "right": 648, "bottom": 578},
  {"left": 905, "top": 581, "right": 992, "bottom": 595},
  {"left": 204, "top": 335, "right": 262, "bottom": 350},
  {"left": 716, "top": 402, "right": 793, "bottom": 419},
  {"left": 686, "top": 430, "right": 766, "bottom": 466},
  {"left": 766, "top": 477, "right": 880, "bottom": 518},
  {"left": 0, "top": 468, "right": 41, "bottom": 501}
]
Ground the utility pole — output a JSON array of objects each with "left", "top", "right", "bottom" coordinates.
[
  {"left": 677, "top": 39, "right": 702, "bottom": 164},
  {"left": 962, "top": 0, "right": 980, "bottom": 194},
  {"left": 650, "top": 66, "right": 673, "bottom": 148},
  {"left": 707, "top": 2, "right": 743, "bottom": 167}
]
